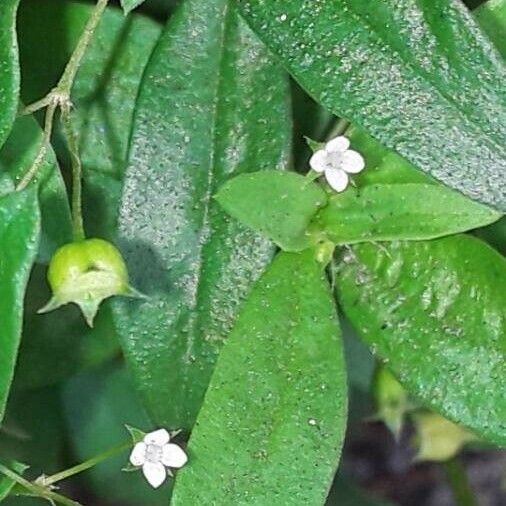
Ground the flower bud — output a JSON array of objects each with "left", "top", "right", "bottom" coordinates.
[
  {"left": 39, "top": 238, "right": 141, "bottom": 326},
  {"left": 372, "top": 365, "right": 409, "bottom": 439},
  {"left": 412, "top": 412, "right": 477, "bottom": 462}
]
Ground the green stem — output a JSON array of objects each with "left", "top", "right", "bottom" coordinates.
[
  {"left": 15, "top": 0, "right": 109, "bottom": 192},
  {"left": 0, "top": 463, "right": 83, "bottom": 506},
  {"left": 15, "top": 101, "right": 58, "bottom": 191},
  {"left": 61, "top": 107, "right": 85, "bottom": 240},
  {"left": 327, "top": 118, "right": 351, "bottom": 139},
  {"left": 41, "top": 440, "right": 131, "bottom": 487},
  {"left": 443, "top": 457, "right": 478, "bottom": 506}
]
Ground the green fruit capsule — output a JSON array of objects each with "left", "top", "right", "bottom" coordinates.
[
  {"left": 39, "top": 238, "right": 141, "bottom": 326},
  {"left": 372, "top": 364, "right": 410, "bottom": 439}
]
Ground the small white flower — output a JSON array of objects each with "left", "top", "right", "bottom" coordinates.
[
  {"left": 310, "top": 136, "right": 365, "bottom": 192},
  {"left": 129, "top": 428, "right": 187, "bottom": 488}
]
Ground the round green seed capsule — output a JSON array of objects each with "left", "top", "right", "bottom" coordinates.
[{"left": 39, "top": 238, "right": 141, "bottom": 326}]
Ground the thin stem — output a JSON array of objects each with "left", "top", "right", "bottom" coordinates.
[
  {"left": 15, "top": 102, "right": 58, "bottom": 191},
  {"left": 15, "top": 0, "right": 109, "bottom": 193},
  {"left": 61, "top": 107, "right": 85, "bottom": 240},
  {"left": 58, "top": 0, "right": 110, "bottom": 94},
  {"left": 443, "top": 457, "right": 478, "bottom": 506},
  {"left": 0, "top": 463, "right": 83, "bottom": 506},
  {"left": 42, "top": 440, "right": 131, "bottom": 487},
  {"left": 327, "top": 118, "right": 351, "bottom": 139}
]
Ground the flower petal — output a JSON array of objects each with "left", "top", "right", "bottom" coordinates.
[
  {"left": 144, "top": 428, "right": 170, "bottom": 446},
  {"left": 129, "top": 442, "right": 147, "bottom": 466},
  {"left": 162, "top": 443, "right": 188, "bottom": 469},
  {"left": 325, "top": 168, "right": 349, "bottom": 192},
  {"left": 309, "top": 150, "right": 328, "bottom": 173},
  {"left": 325, "top": 136, "right": 350, "bottom": 153},
  {"left": 142, "top": 461, "right": 167, "bottom": 489},
  {"left": 342, "top": 150, "right": 365, "bottom": 174}
]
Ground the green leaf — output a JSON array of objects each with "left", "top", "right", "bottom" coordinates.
[
  {"left": 114, "top": 0, "right": 291, "bottom": 429},
  {"left": 0, "top": 0, "right": 20, "bottom": 151},
  {"left": 120, "top": 0, "right": 147, "bottom": 15},
  {"left": 216, "top": 172, "right": 327, "bottom": 251},
  {"left": 476, "top": 0, "right": 506, "bottom": 57},
  {"left": 0, "top": 113, "right": 72, "bottom": 262},
  {"left": 0, "top": 461, "right": 28, "bottom": 501},
  {"left": 0, "top": 190, "right": 40, "bottom": 423},
  {"left": 63, "top": 366, "right": 170, "bottom": 506},
  {"left": 313, "top": 183, "right": 501, "bottom": 244},
  {"left": 18, "top": 0, "right": 161, "bottom": 240},
  {"left": 237, "top": 0, "right": 506, "bottom": 211},
  {"left": 336, "top": 235, "right": 506, "bottom": 446},
  {"left": 172, "top": 251, "right": 347, "bottom": 505}
]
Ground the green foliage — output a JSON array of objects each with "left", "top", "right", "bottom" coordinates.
[
  {"left": 172, "top": 251, "right": 347, "bottom": 505},
  {"left": 121, "top": 0, "right": 149, "bottom": 15},
  {"left": 0, "top": 190, "right": 40, "bottom": 423},
  {"left": 216, "top": 172, "right": 327, "bottom": 251},
  {"left": 113, "top": 0, "right": 291, "bottom": 430},
  {"left": 336, "top": 235, "right": 506, "bottom": 445},
  {"left": 0, "top": 0, "right": 20, "bottom": 151},
  {"left": 237, "top": 0, "right": 506, "bottom": 211},
  {"left": 0, "top": 462, "right": 28, "bottom": 502}
]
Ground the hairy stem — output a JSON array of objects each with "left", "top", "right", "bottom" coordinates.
[
  {"left": 0, "top": 463, "right": 83, "bottom": 506},
  {"left": 41, "top": 440, "right": 132, "bottom": 487},
  {"left": 15, "top": 0, "right": 109, "bottom": 193}
]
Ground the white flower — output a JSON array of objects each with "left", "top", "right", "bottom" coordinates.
[
  {"left": 309, "top": 136, "right": 365, "bottom": 192},
  {"left": 129, "top": 429, "right": 188, "bottom": 488}
]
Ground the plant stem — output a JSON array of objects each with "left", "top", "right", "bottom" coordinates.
[
  {"left": 15, "top": 101, "right": 58, "bottom": 191},
  {"left": 61, "top": 107, "right": 85, "bottom": 240},
  {"left": 327, "top": 118, "right": 351, "bottom": 139},
  {"left": 41, "top": 440, "right": 132, "bottom": 487},
  {"left": 15, "top": 0, "right": 109, "bottom": 192},
  {"left": 0, "top": 463, "right": 83, "bottom": 506},
  {"left": 443, "top": 457, "right": 478, "bottom": 506}
]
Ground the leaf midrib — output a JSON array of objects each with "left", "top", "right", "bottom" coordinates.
[{"left": 182, "top": 0, "right": 232, "bottom": 365}]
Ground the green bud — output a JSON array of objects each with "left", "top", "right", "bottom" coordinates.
[
  {"left": 372, "top": 364, "right": 409, "bottom": 439},
  {"left": 412, "top": 412, "right": 477, "bottom": 462},
  {"left": 39, "top": 238, "right": 142, "bottom": 326}
]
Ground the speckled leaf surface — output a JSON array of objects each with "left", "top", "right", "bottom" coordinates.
[
  {"left": 0, "top": 0, "right": 20, "bottom": 150},
  {"left": 336, "top": 236, "right": 506, "bottom": 446},
  {"left": 237, "top": 0, "right": 506, "bottom": 211},
  {"left": 216, "top": 172, "right": 327, "bottom": 251},
  {"left": 0, "top": 114, "right": 72, "bottom": 262},
  {"left": 172, "top": 251, "right": 347, "bottom": 505},
  {"left": 476, "top": 0, "right": 506, "bottom": 57},
  {"left": 18, "top": 0, "right": 161, "bottom": 240},
  {"left": 0, "top": 190, "right": 40, "bottom": 423},
  {"left": 114, "top": 0, "right": 291, "bottom": 429},
  {"left": 314, "top": 183, "right": 500, "bottom": 244}
]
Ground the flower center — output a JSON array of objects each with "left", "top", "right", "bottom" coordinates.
[
  {"left": 326, "top": 151, "right": 344, "bottom": 170},
  {"left": 145, "top": 444, "right": 163, "bottom": 463}
]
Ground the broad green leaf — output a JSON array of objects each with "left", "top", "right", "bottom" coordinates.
[
  {"left": 0, "top": 461, "right": 27, "bottom": 502},
  {"left": 216, "top": 172, "right": 327, "bottom": 251},
  {"left": 18, "top": 0, "right": 162, "bottom": 240},
  {"left": 114, "top": 0, "right": 291, "bottom": 429},
  {"left": 121, "top": 0, "right": 148, "bottom": 14},
  {"left": 476, "top": 0, "right": 506, "bottom": 57},
  {"left": 326, "top": 475, "right": 394, "bottom": 506},
  {"left": 0, "top": 114, "right": 72, "bottom": 262},
  {"left": 336, "top": 235, "right": 506, "bottom": 446},
  {"left": 313, "top": 183, "right": 501, "bottom": 244},
  {"left": 0, "top": 0, "right": 20, "bottom": 150},
  {"left": 0, "top": 190, "right": 40, "bottom": 423},
  {"left": 172, "top": 251, "right": 347, "bottom": 505},
  {"left": 237, "top": 0, "right": 506, "bottom": 211},
  {"left": 63, "top": 366, "right": 170, "bottom": 506}
]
